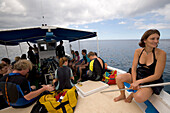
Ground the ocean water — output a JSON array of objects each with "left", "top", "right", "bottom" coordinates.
[
  {"left": 0, "top": 39, "right": 170, "bottom": 93},
  {"left": 71, "top": 39, "right": 170, "bottom": 94}
]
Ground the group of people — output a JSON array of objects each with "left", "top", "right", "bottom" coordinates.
[
  {"left": 54, "top": 48, "right": 106, "bottom": 90},
  {"left": 0, "top": 58, "right": 54, "bottom": 109},
  {"left": 55, "top": 40, "right": 106, "bottom": 83},
  {"left": 0, "top": 29, "right": 167, "bottom": 109},
  {"left": 0, "top": 43, "right": 49, "bottom": 109},
  {"left": 53, "top": 29, "right": 167, "bottom": 104}
]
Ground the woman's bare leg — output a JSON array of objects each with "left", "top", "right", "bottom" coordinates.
[
  {"left": 114, "top": 73, "right": 132, "bottom": 102},
  {"left": 124, "top": 93, "right": 134, "bottom": 103},
  {"left": 133, "top": 87, "right": 153, "bottom": 103}
]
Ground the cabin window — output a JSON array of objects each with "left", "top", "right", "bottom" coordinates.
[
  {"left": 48, "top": 43, "right": 56, "bottom": 50},
  {"left": 40, "top": 44, "right": 47, "bottom": 51}
]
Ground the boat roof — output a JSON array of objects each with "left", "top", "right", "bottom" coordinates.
[{"left": 0, "top": 26, "right": 97, "bottom": 45}]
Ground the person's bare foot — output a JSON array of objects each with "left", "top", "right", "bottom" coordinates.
[
  {"left": 114, "top": 95, "right": 126, "bottom": 102},
  {"left": 124, "top": 93, "right": 133, "bottom": 103}
]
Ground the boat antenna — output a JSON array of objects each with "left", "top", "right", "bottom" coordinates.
[{"left": 41, "top": 0, "right": 45, "bottom": 25}]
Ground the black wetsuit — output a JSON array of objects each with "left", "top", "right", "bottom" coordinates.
[
  {"left": 128, "top": 48, "right": 163, "bottom": 95},
  {"left": 0, "top": 75, "right": 8, "bottom": 110},
  {"left": 56, "top": 45, "right": 65, "bottom": 58},
  {"left": 56, "top": 66, "right": 73, "bottom": 90},
  {"left": 0, "top": 74, "right": 3, "bottom": 79},
  {"left": 88, "top": 58, "right": 105, "bottom": 81},
  {"left": 0, "top": 73, "right": 31, "bottom": 97},
  {"left": 27, "top": 50, "right": 36, "bottom": 64}
]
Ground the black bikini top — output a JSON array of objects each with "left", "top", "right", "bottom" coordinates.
[{"left": 138, "top": 48, "right": 157, "bottom": 70}]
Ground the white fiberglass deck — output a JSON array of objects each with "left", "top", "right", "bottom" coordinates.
[
  {"left": 0, "top": 81, "right": 143, "bottom": 113},
  {"left": 74, "top": 81, "right": 143, "bottom": 113},
  {"left": 0, "top": 103, "right": 35, "bottom": 113}
]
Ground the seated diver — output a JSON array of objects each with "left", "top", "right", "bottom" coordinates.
[
  {"left": 75, "top": 49, "right": 90, "bottom": 82},
  {"left": 0, "top": 60, "right": 54, "bottom": 107},
  {"left": 82, "top": 51, "right": 106, "bottom": 81},
  {"left": 114, "top": 29, "right": 166, "bottom": 103},
  {"left": 53, "top": 57, "right": 74, "bottom": 90}
]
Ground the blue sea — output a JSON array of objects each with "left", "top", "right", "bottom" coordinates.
[
  {"left": 71, "top": 39, "right": 170, "bottom": 94},
  {"left": 0, "top": 39, "right": 170, "bottom": 93}
]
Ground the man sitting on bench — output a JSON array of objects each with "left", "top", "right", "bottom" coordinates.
[
  {"left": 76, "top": 49, "right": 90, "bottom": 82},
  {"left": 0, "top": 60, "right": 54, "bottom": 107}
]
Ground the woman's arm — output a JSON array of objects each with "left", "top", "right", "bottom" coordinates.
[{"left": 70, "top": 69, "right": 74, "bottom": 80}]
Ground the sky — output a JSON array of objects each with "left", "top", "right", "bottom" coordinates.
[{"left": 0, "top": 0, "right": 170, "bottom": 40}]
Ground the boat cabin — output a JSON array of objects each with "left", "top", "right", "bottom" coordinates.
[{"left": 37, "top": 39, "right": 56, "bottom": 59}]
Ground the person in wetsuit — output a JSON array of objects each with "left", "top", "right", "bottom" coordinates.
[
  {"left": 0, "top": 63, "right": 9, "bottom": 109},
  {"left": 0, "top": 60, "right": 54, "bottom": 107},
  {"left": 27, "top": 47, "right": 36, "bottom": 64},
  {"left": 84, "top": 51, "right": 105, "bottom": 81},
  {"left": 53, "top": 57, "right": 74, "bottom": 90},
  {"left": 114, "top": 29, "right": 166, "bottom": 103},
  {"left": 56, "top": 40, "right": 65, "bottom": 59}
]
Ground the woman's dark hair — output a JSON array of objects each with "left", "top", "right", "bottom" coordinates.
[
  {"left": 21, "top": 54, "right": 27, "bottom": 59},
  {"left": 75, "top": 51, "right": 79, "bottom": 56},
  {"left": 139, "top": 29, "right": 160, "bottom": 47},
  {"left": 94, "top": 52, "right": 97, "bottom": 56},
  {"left": 82, "top": 49, "right": 87, "bottom": 54}
]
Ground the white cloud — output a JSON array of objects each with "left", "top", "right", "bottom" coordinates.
[
  {"left": 0, "top": 0, "right": 170, "bottom": 29},
  {"left": 134, "top": 20, "right": 170, "bottom": 29},
  {"left": 152, "top": 4, "right": 170, "bottom": 21},
  {"left": 133, "top": 3, "right": 170, "bottom": 30},
  {"left": 0, "top": 0, "right": 25, "bottom": 15},
  {"left": 118, "top": 21, "right": 126, "bottom": 24}
]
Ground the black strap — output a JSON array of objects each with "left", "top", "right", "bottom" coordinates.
[
  {"left": 55, "top": 101, "right": 69, "bottom": 110},
  {"left": 5, "top": 75, "right": 10, "bottom": 106},
  {"left": 152, "top": 48, "right": 156, "bottom": 61},
  {"left": 138, "top": 49, "right": 145, "bottom": 63}
]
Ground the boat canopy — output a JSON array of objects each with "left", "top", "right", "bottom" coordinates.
[{"left": 0, "top": 26, "right": 97, "bottom": 45}]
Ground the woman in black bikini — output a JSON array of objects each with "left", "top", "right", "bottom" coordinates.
[{"left": 114, "top": 29, "right": 166, "bottom": 103}]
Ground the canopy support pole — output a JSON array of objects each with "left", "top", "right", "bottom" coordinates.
[
  {"left": 5, "top": 43, "right": 9, "bottom": 58},
  {"left": 19, "top": 43, "right": 22, "bottom": 55},
  {"left": 96, "top": 36, "right": 100, "bottom": 57},
  {"left": 78, "top": 40, "right": 80, "bottom": 54}
]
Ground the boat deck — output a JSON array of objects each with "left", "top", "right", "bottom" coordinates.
[
  {"left": 0, "top": 84, "right": 143, "bottom": 113},
  {"left": 75, "top": 84, "right": 143, "bottom": 113},
  {"left": 0, "top": 103, "right": 35, "bottom": 113}
]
